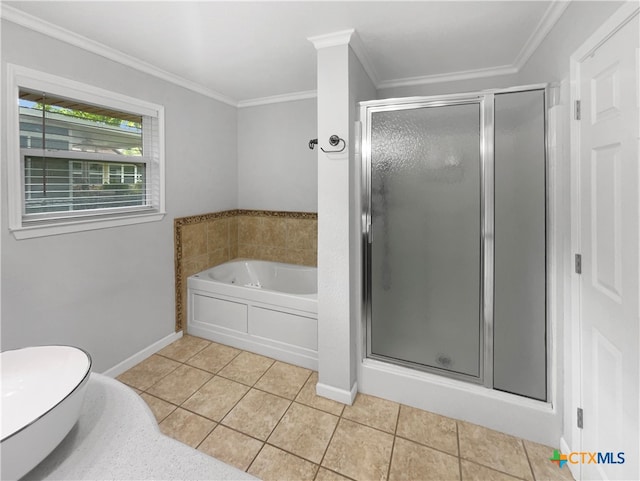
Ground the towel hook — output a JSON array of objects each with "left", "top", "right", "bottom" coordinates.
[{"left": 320, "top": 135, "right": 346, "bottom": 153}]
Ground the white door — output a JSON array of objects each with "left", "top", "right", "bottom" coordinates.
[{"left": 577, "top": 9, "right": 639, "bottom": 481}]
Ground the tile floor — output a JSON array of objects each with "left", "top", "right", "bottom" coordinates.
[{"left": 117, "top": 335, "right": 574, "bottom": 481}]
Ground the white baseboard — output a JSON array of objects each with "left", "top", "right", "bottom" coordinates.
[
  {"left": 102, "top": 331, "right": 183, "bottom": 378},
  {"left": 316, "top": 381, "right": 358, "bottom": 405}
]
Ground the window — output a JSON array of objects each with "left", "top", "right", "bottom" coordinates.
[{"left": 7, "top": 64, "right": 165, "bottom": 238}]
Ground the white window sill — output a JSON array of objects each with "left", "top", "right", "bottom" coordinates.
[{"left": 11, "top": 211, "right": 166, "bottom": 240}]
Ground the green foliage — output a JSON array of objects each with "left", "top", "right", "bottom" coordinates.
[{"left": 37, "top": 103, "right": 140, "bottom": 128}]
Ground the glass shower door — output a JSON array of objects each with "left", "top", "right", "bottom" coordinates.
[{"left": 367, "top": 101, "right": 484, "bottom": 380}]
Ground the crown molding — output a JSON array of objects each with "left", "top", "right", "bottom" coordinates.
[
  {"left": 377, "top": 64, "right": 518, "bottom": 90},
  {"left": 376, "top": 1, "right": 569, "bottom": 91},
  {"left": 0, "top": 4, "right": 238, "bottom": 107},
  {"left": 513, "top": 0, "right": 571, "bottom": 70},
  {"left": 238, "top": 90, "right": 317, "bottom": 108},
  {"left": 349, "top": 30, "right": 380, "bottom": 88},
  {"left": 308, "top": 29, "right": 355, "bottom": 50}
]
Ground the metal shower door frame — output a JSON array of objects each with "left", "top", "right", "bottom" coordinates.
[{"left": 360, "top": 92, "right": 494, "bottom": 387}]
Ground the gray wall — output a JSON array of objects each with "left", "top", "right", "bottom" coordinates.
[
  {"left": 237, "top": 99, "right": 317, "bottom": 212},
  {"left": 515, "top": 0, "right": 623, "bottom": 452},
  {"left": 0, "top": 21, "right": 237, "bottom": 372}
]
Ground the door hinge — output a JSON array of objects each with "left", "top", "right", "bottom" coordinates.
[
  {"left": 577, "top": 407, "right": 584, "bottom": 429},
  {"left": 575, "top": 100, "right": 581, "bottom": 120},
  {"left": 575, "top": 254, "right": 582, "bottom": 274}
]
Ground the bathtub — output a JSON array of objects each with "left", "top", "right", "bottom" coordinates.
[{"left": 187, "top": 259, "right": 318, "bottom": 370}]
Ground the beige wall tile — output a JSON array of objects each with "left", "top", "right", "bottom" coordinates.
[
  {"left": 183, "top": 254, "right": 210, "bottom": 278},
  {"left": 198, "top": 425, "right": 263, "bottom": 471},
  {"left": 208, "top": 247, "right": 230, "bottom": 267},
  {"left": 260, "top": 217, "right": 287, "bottom": 247},
  {"left": 389, "top": 437, "right": 460, "bottom": 481},
  {"left": 286, "top": 218, "right": 317, "bottom": 250},
  {"left": 322, "top": 419, "right": 394, "bottom": 481},
  {"left": 182, "top": 223, "right": 207, "bottom": 258},
  {"left": 206, "top": 218, "right": 229, "bottom": 252},
  {"left": 286, "top": 248, "right": 317, "bottom": 266},
  {"left": 229, "top": 217, "right": 239, "bottom": 258},
  {"left": 159, "top": 408, "right": 215, "bottom": 448},
  {"left": 248, "top": 444, "right": 318, "bottom": 481},
  {"left": 238, "top": 244, "right": 260, "bottom": 259},
  {"left": 238, "top": 216, "right": 259, "bottom": 241}
]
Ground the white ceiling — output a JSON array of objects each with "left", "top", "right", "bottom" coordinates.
[{"left": 3, "top": 1, "right": 567, "bottom": 106}]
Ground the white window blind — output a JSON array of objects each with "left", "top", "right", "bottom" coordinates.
[
  {"left": 19, "top": 89, "right": 159, "bottom": 221},
  {"left": 7, "top": 64, "right": 165, "bottom": 238}
]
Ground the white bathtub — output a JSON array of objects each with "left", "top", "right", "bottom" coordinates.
[{"left": 187, "top": 259, "right": 318, "bottom": 369}]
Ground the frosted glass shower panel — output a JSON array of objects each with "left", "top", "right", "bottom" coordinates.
[
  {"left": 493, "top": 90, "right": 547, "bottom": 400},
  {"left": 369, "top": 103, "right": 482, "bottom": 378}
]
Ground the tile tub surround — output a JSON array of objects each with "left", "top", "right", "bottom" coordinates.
[
  {"left": 174, "top": 209, "right": 317, "bottom": 331},
  {"left": 118, "top": 335, "right": 575, "bottom": 481}
]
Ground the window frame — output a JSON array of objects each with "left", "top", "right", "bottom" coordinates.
[{"left": 7, "top": 64, "right": 166, "bottom": 239}]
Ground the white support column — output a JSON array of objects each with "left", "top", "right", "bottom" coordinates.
[{"left": 308, "top": 30, "right": 357, "bottom": 404}]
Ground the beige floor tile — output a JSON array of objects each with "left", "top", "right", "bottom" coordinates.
[
  {"left": 254, "top": 361, "right": 312, "bottom": 399},
  {"left": 322, "top": 418, "right": 394, "bottom": 481},
  {"left": 218, "top": 351, "right": 275, "bottom": 385},
  {"left": 296, "top": 372, "right": 345, "bottom": 416},
  {"left": 147, "top": 364, "right": 212, "bottom": 405},
  {"left": 116, "top": 354, "right": 180, "bottom": 391},
  {"left": 458, "top": 421, "right": 533, "bottom": 481},
  {"left": 222, "top": 388, "right": 290, "bottom": 440},
  {"left": 182, "top": 375, "right": 249, "bottom": 421},
  {"left": 157, "top": 335, "right": 210, "bottom": 362},
  {"left": 461, "top": 460, "right": 525, "bottom": 481},
  {"left": 159, "top": 408, "right": 215, "bottom": 448},
  {"left": 389, "top": 437, "right": 460, "bottom": 481},
  {"left": 140, "top": 393, "right": 176, "bottom": 423},
  {"left": 198, "top": 425, "right": 263, "bottom": 471},
  {"left": 186, "top": 341, "right": 241, "bottom": 373},
  {"left": 248, "top": 444, "right": 317, "bottom": 481},
  {"left": 315, "top": 468, "right": 354, "bottom": 481},
  {"left": 342, "top": 393, "right": 400, "bottom": 434},
  {"left": 396, "top": 405, "right": 458, "bottom": 455},
  {"left": 524, "top": 440, "right": 575, "bottom": 481},
  {"left": 268, "top": 402, "right": 339, "bottom": 463}
]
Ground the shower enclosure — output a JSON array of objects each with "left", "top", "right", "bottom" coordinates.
[{"left": 361, "top": 86, "right": 548, "bottom": 401}]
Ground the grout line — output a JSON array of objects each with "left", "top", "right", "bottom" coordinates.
[
  {"left": 194, "top": 421, "right": 218, "bottom": 450},
  {"left": 246, "top": 441, "right": 267, "bottom": 473},
  {"left": 522, "top": 439, "right": 537, "bottom": 481},
  {"left": 386, "top": 404, "right": 402, "bottom": 481},
  {"left": 457, "top": 421, "right": 463, "bottom": 481},
  {"left": 316, "top": 415, "right": 341, "bottom": 475}
]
